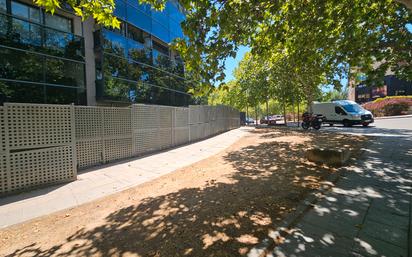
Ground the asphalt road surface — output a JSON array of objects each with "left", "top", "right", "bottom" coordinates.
[{"left": 322, "top": 116, "right": 412, "bottom": 137}]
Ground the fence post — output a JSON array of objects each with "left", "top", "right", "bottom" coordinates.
[{"left": 70, "top": 104, "right": 78, "bottom": 179}]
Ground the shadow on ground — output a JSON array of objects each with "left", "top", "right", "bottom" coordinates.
[
  {"left": 3, "top": 129, "right": 369, "bottom": 257},
  {"left": 271, "top": 128, "right": 412, "bottom": 257}
]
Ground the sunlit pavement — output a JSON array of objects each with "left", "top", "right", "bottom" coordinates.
[{"left": 263, "top": 117, "right": 412, "bottom": 257}]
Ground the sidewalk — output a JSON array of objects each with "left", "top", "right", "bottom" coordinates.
[
  {"left": 265, "top": 131, "right": 412, "bottom": 256},
  {"left": 0, "top": 127, "right": 250, "bottom": 228}
]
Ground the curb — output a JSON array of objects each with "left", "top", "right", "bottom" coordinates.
[{"left": 375, "top": 114, "right": 412, "bottom": 120}]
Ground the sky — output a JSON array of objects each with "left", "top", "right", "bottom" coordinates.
[
  {"left": 222, "top": 46, "right": 250, "bottom": 84},
  {"left": 220, "top": 45, "right": 345, "bottom": 92}
]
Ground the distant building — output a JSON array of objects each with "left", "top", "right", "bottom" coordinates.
[{"left": 348, "top": 75, "right": 412, "bottom": 103}]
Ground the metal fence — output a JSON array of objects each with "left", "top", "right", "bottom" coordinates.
[{"left": 0, "top": 103, "right": 240, "bottom": 195}]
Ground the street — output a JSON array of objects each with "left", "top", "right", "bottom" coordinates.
[{"left": 323, "top": 116, "right": 412, "bottom": 137}]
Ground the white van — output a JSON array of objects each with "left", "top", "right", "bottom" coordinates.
[{"left": 311, "top": 100, "right": 374, "bottom": 127}]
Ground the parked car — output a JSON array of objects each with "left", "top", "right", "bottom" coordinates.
[
  {"left": 261, "top": 115, "right": 284, "bottom": 125},
  {"left": 311, "top": 100, "right": 374, "bottom": 127},
  {"left": 245, "top": 117, "right": 255, "bottom": 125}
]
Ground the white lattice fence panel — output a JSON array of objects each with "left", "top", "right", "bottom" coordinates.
[
  {"left": 132, "top": 105, "right": 160, "bottom": 155},
  {"left": 159, "top": 107, "right": 172, "bottom": 149},
  {"left": 8, "top": 146, "right": 75, "bottom": 192},
  {"left": 0, "top": 107, "right": 5, "bottom": 153},
  {"left": 204, "top": 123, "right": 211, "bottom": 138},
  {"left": 5, "top": 103, "right": 73, "bottom": 150},
  {"left": 75, "top": 107, "right": 102, "bottom": 139},
  {"left": 132, "top": 105, "right": 159, "bottom": 130},
  {"left": 189, "top": 105, "right": 199, "bottom": 125},
  {"left": 104, "top": 138, "right": 133, "bottom": 162},
  {"left": 175, "top": 107, "right": 189, "bottom": 127},
  {"left": 76, "top": 140, "right": 103, "bottom": 169},
  {"left": 189, "top": 124, "right": 201, "bottom": 141},
  {"left": 174, "top": 107, "right": 189, "bottom": 146},
  {"left": 102, "top": 107, "right": 132, "bottom": 138},
  {"left": 0, "top": 154, "right": 7, "bottom": 194},
  {"left": 174, "top": 127, "right": 189, "bottom": 146},
  {"left": 74, "top": 107, "right": 104, "bottom": 169},
  {"left": 134, "top": 130, "right": 159, "bottom": 155}
]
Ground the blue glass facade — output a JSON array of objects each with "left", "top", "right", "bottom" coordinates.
[
  {"left": 96, "top": 0, "right": 193, "bottom": 106},
  {"left": 0, "top": 0, "right": 86, "bottom": 105},
  {"left": 0, "top": 0, "right": 192, "bottom": 106}
]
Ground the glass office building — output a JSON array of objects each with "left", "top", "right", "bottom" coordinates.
[
  {"left": 0, "top": 0, "right": 194, "bottom": 106},
  {"left": 0, "top": 0, "right": 86, "bottom": 104}
]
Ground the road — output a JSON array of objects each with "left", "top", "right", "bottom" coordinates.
[{"left": 323, "top": 116, "right": 412, "bottom": 137}]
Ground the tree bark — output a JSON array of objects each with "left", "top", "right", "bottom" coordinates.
[{"left": 283, "top": 99, "right": 287, "bottom": 125}]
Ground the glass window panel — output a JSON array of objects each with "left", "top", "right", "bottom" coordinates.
[
  {"left": 170, "top": 19, "right": 184, "bottom": 39},
  {"left": 174, "top": 91, "right": 188, "bottom": 107},
  {"left": 127, "top": 6, "right": 151, "bottom": 33},
  {"left": 0, "top": 47, "right": 43, "bottom": 82},
  {"left": 45, "top": 13, "right": 72, "bottom": 33},
  {"left": 11, "top": 1, "right": 29, "bottom": 19},
  {"left": 170, "top": 76, "right": 186, "bottom": 92},
  {"left": 11, "top": 17, "right": 42, "bottom": 47},
  {"left": 151, "top": 9, "right": 169, "bottom": 28},
  {"left": 0, "top": 0, "right": 6, "bottom": 11},
  {"left": 167, "top": 1, "right": 185, "bottom": 23},
  {"left": 152, "top": 86, "right": 171, "bottom": 106},
  {"left": 103, "top": 54, "right": 128, "bottom": 79},
  {"left": 11, "top": 1, "right": 40, "bottom": 22},
  {"left": 46, "top": 86, "right": 78, "bottom": 104},
  {"left": 44, "top": 28, "right": 74, "bottom": 54},
  {"left": 128, "top": 40, "right": 151, "bottom": 64},
  {"left": 135, "top": 82, "right": 152, "bottom": 103},
  {"left": 0, "top": 13, "right": 7, "bottom": 38},
  {"left": 102, "top": 30, "right": 127, "bottom": 57},
  {"left": 104, "top": 77, "right": 133, "bottom": 101},
  {"left": 0, "top": 80, "right": 45, "bottom": 104},
  {"left": 127, "top": 24, "right": 144, "bottom": 43},
  {"left": 153, "top": 50, "right": 172, "bottom": 71},
  {"left": 127, "top": 61, "right": 143, "bottom": 81},
  {"left": 152, "top": 20, "right": 170, "bottom": 43},
  {"left": 150, "top": 69, "right": 170, "bottom": 89},
  {"left": 114, "top": 0, "right": 126, "bottom": 20},
  {"left": 45, "top": 57, "right": 85, "bottom": 87},
  {"left": 29, "top": 6, "right": 40, "bottom": 22}
]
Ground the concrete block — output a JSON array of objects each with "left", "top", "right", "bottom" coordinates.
[{"left": 306, "top": 147, "right": 351, "bottom": 166}]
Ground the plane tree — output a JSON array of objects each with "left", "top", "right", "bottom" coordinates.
[{"left": 34, "top": 0, "right": 411, "bottom": 93}]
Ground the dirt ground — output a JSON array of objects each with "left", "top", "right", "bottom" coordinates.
[{"left": 0, "top": 128, "right": 367, "bottom": 257}]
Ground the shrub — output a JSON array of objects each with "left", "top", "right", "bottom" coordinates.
[
  {"left": 362, "top": 96, "right": 412, "bottom": 117},
  {"left": 383, "top": 102, "right": 410, "bottom": 116}
]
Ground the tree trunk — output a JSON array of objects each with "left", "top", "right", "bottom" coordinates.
[
  {"left": 255, "top": 106, "right": 258, "bottom": 126},
  {"left": 266, "top": 98, "right": 269, "bottom": 121},
  {"left": 283, "top": 99, "right": 287, "bottom": 125},
  {"left": 297, "top": 101, "right": 300, "bottom": 127}
]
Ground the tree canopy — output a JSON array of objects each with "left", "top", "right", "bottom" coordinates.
[{"left": 35, "top": 0, "right": 412, "bottom": 93}]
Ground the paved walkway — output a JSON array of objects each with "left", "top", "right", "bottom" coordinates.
[
  {"left": 0, "top": 127, "right": 250, "bottom": 228},
  {"left": 265, "top": 128, "right": 412, "bottom": 257}
]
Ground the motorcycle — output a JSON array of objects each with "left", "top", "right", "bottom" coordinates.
[{"left": 301, "top": 112, "right": 324, "bottom": 130}]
